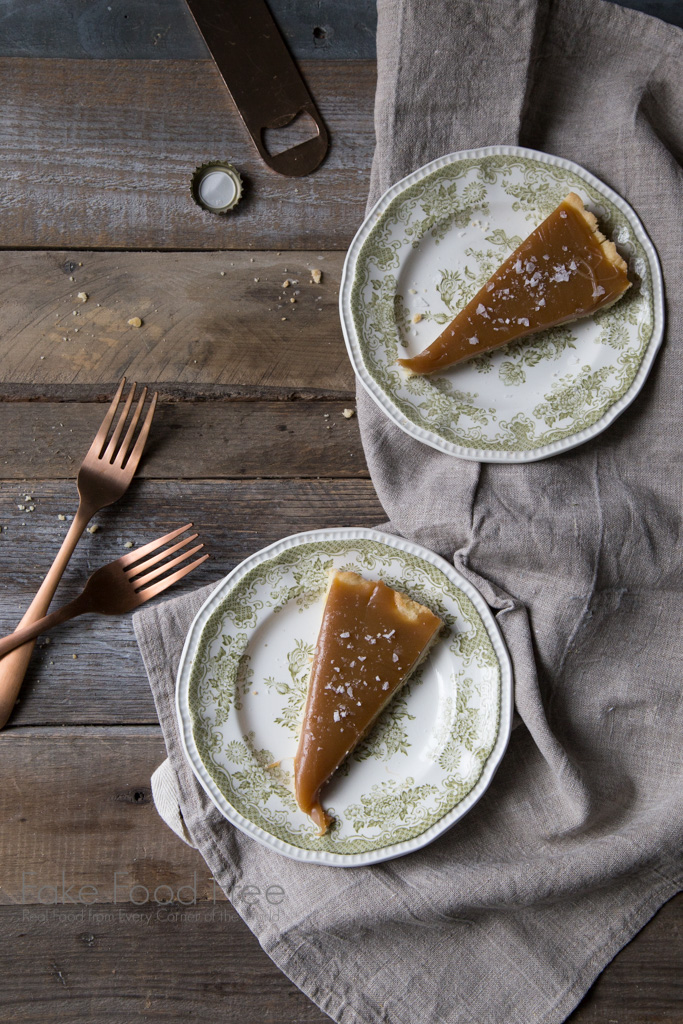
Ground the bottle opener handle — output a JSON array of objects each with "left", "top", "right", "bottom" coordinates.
[{"left": 185, "top": 0, "right": 329, "bottom": 177}]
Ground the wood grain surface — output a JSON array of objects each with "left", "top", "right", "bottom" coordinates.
[
  {"left": 0, "top": 401, "right": 365, "bottom": 479},
  {"left": 2, "top": 893, "right": 681, "bottom": 1024},
  {"left": 0, "top": 0, "right": 679, "bottom": 62},
  {"left": 0, "top": 1, "right": 681, "bottom": 1021},
  {"left": 0, "top": 0, "right": 380, "bottom": 60},
  {"left": 1, "top": 728, "right": 680, "bottom": 1021},
  {"left": 0, "top": 251, "right": 354, "bottom": 396},
  {"left": 0, "top": 59, "right": 375, "bottom": 251},
  {"left": 0, "top": 479, "right": 385, "bottom": 726}
]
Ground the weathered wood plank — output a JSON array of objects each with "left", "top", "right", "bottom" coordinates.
[
  {"left": 0, "top": 479, "right": 386, "bottom": 726},
  {"left": 0, "top": 727, "right": 217, "bottom": 906},
  {"left": 0, "top": 250, "right": 355, "bottom": 395},
  {"left": 0, "top": 401, "right": 365, "bottom": 479},
  {"left": 0, "top": 763, "right": 680, "bottom": 1024},
  {"left": 0, "top": 59, "right": 375, "bottom": 251},
  {"left": 0, "top": 0, "right": 379, "bottom": 60},
  {"left": 0, "top": 728, "right": 680, "bottom": 1019},
  {"left": 0, "top": 898, "right": 329, "bottom": 1023},
  {"left": 0, "top": 0, "right": 680, "bottom": 65}
]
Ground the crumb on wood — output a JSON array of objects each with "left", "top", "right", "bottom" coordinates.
[
  {"left": 342, "top": 408, "right": 355, "bottom": 419},
  {"left": 124, "top": 541, "right": 134, "bottom": 549},
  {"left": 58, "top": 514, "right": 66, "bottom": 521},
  {"left": 77, "top": 292, "right": 88, "bottom": 303},
  {"left": 127, "top": 317, "right": 142, "bottom": 328},
  {"left": 282, "top": 279, "right": 291, "bottom": 288},
  {"left": 310, "top": 268, "right": 322, "bottom": 284},
  {"left": 87, "top": 524, "right": 100, "bottom": 534}
]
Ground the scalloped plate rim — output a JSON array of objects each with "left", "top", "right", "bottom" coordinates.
[
  {"left": 176, "top": 527, "right": 513, "bottom": 866},
  {"left": 339, "top": 145, "right": 665, "bottom": 463}
]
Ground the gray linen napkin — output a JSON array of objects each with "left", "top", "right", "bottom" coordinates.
[{"left": 134, "top": 1, "right": 683, "bottom": 1021}]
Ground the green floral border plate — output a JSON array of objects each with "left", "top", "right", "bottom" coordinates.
[
  {"left": 339, "top": 146, "right": 665, "bottom": 462},
  {"left": 176, "top": 528, "right": 513, "bottom": 866}
]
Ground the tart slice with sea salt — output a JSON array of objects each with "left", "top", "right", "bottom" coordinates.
[
  {"left": 398, "top": 192, "right": 631, "bottom": 375},
  {"left": 294, "top": 570, "right": 442, "bottom": 834}
]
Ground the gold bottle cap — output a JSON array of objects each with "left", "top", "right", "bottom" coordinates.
[{"left": 190, "top": 162, "right": 243, "bottom": 214}]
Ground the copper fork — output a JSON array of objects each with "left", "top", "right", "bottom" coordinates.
[
  {"left": 0, "top": 378, "right": 158, "bottom": 729},
  {"left": 0, "top": 525, "right": 208, "bottom": 660}
]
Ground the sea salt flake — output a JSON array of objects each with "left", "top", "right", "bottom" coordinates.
[{"left": 551, "top": 266, "right": 570, "bottom": 283}]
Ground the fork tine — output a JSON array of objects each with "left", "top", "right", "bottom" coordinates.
[
  {"left": 114, "top": 386, "right": 147, "bottom": 468},
  {"left": 103, "top": 382, "right": 136, "bottom": 463},
  {"left": 132, "top": 543, "right": 205, "bottom": 589},
  {"left": 122, "top": 390, "right": 158, "bottom": 474},
  {"left": 135, "top": 553, "right": 210, "bottom": 601},
  {"left": 88, "top": 378, "right": 126, "bottom": 459},
  {"left": 126, "top": 532, "right": 199, "bottom": 578},
  {"left": 117, "top": 523, "right": 194, "bottom": 568}
]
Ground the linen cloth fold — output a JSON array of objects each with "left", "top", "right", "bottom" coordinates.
[{"left": 134, "top": 1, "right": 683, "bottom": 1021}]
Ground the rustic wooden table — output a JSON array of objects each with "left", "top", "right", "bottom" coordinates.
[{"left": 0, "top": 2, "right": 680, "bottom": 1021}]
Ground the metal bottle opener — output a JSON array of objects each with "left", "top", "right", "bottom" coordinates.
[{"left": 185, "top": 0, "right": 329, "bottom": 177}]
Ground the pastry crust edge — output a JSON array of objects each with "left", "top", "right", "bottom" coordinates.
[{"left": 563, "top": 192, "right": 630, "bottom": 279}]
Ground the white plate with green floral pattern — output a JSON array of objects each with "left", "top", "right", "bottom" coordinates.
[
  {"left": 340, "top": 146, "right": 664, "bottom": 462},
  {"left": 176, "top": 528, "right": 513, "bottom": 866}
]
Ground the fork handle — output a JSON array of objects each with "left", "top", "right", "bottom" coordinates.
[
  {"left": 0, "top": 597, "right": 87, "bottom": 661},
  {"left": 0, "top": 503, "right": 92, "bottom": 729}
]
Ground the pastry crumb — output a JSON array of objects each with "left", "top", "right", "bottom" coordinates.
[
  {"left": 127, "top": 317, "right": 142, "bottom": 328},
  {"left": 124, "top": 541, "right": 134, "bottom": 549},
  {"left": 87, "top": 524, "right": 100, "bottom": 534},
  {"left": 342, "top": 408, "right": 355, "bottom": 419},
  {"left": 310, "top": 268, "right": 322, "bottom": 284},
  {"left": 282, "top": 279, "right": 291, "bottom": 288},
  {"left": 253, "top": 277, "right": 260, "bottom": 282},
  {"left": 412, "top": 313, "right": 423, "bottom": 324},
  {"left": 290, "top": 296, "right": 296, "bottom": 304},
  {"left": 58, "top": 514, "right": 66, "bottom": 521},
  {"left": 220, "top": 271, "right": 225, "bottom": 276},
  {"left": 77, "top": 292, "right": 88, "bottom": 303}
]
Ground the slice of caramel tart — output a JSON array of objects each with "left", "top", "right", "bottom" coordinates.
[
  {"left": 294, "top": 570, "right": 442, "bottom": 834},
  {"left": 398, "top": 192, "right": 631, "bottom": 375}
]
